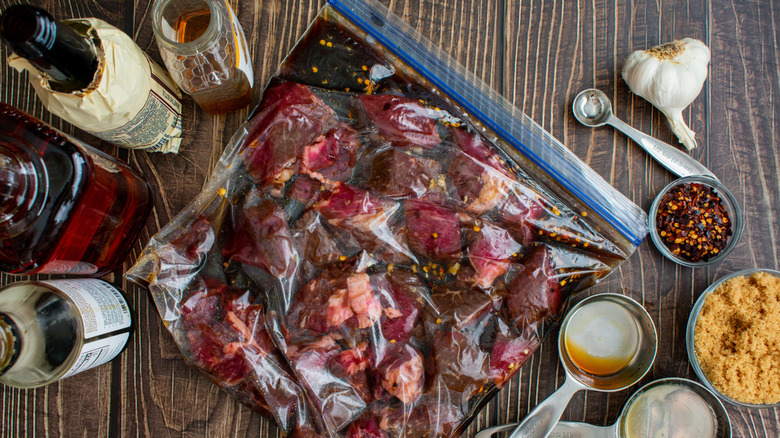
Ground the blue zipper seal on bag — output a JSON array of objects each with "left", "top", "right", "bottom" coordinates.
[{"left": 327, "top": 0, "right": 648, "bottom": 247}]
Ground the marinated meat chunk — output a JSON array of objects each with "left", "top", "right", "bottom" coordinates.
[
  {"left": 375, "top": 343, "right": 425, "bottom": 404},
  {"left": 245, "top": 82, "right": 336, "bottom": 186},
  {"left": 376, "top": 401, "right": 463, "bottom": 438},
  {"left": 502, "top": 245, "right": 562, "bottom": 331},
  {"left": 450, "top": 127, "right": 504, "bottom": 168},
  {"left": 430, "top": 330, "right": 490, "bottom": 399},
  {"left": 468, "top": 221, "right": 523, "bottom": 288},
  {"left": 449, "top": 128, "right": 516, "bottom": 214},
  {"left": 366, "top": 148, "right": 441, "bottom": 198},
  {"left": 287, "top": 335, "right": 367, "bottom": 434},
  {"left": 177, "top": 281, "right": 274, "bottom": 387},
  {"left": 499, "top": 190, "right": 545, "bottom": 244},
  {"left": 292, "top": 211, "right": 359, "bottom": 268},
  {"left": 315, "top": 183, "right": 414, "bottom": 260},
  {"left": 287, "top": 176, "right": 325, "bottom": 206},
  {"left": 375, "top": 270, "right": 428, "bottom": 343},
  {"left": 360, "top": 94, "right": 440, "bottom": 147},
  {"left": 223, "top": 200, "right": 297, "bottom": 278},
  {"left": 301, "top": 124, "right": 359, "bottom": 182},
  {"left": 179, "top": 287, "right": 220, "bottom": 326},
  {"left": 488, "top": 322, "right": 539, "bottom": 386},
  {"left": 186, "top": 323, "right": 251, "bottom": 386},
  {"left": 331, "top": 342, "right": 374, "bottom": 403},
  {"left": 347, "top": 414, "right": 388, "bottom": 438},
  {"left": 448, "top": 153, "right": 512, "bottom": 214},
  {"left": 316, "top": 182, "right": 388, "bottom": 225},
  {"left": 288, "top": 276, "right": 343, "bottom": 335},
  {"left": 288, "top": 271, "right": 381, "bottom": 335},
  {"left": 404, "top": 199, "right": 462, "bottom": 261},
  {"left": 348, "top": 273, "right": 383, "bottom": 329},
  {"left": 427, "top": 286, "right": 497, "bottom": 331},
  {"left": 168, "top": 215, "right": 215, "bottom": 262}
]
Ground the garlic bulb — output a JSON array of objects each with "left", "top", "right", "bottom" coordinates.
[{"left": 621, "top": 38, "right": 710, "bottom": 150}]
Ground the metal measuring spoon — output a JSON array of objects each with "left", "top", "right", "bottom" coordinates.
[
  {"left": 572, "top": 89, "right": 716, "bottom": 180},
  {"left": 475, "top": 378, "right": 731, "bottom": 438},
  {"left": 476, "top": 294, "right": 657, "bottom": 438}
]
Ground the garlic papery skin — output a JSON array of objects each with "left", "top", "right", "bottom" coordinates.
[{"left": 621, "top": 38, "right": 710, "bottom": 150}]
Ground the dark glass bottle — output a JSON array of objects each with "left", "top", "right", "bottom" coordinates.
[
  {"left": 0, "top": 5, "right": 99, "bottom": 92},
  {"left": 0, "top": 279, "right": 132, "bottom": 388},
  {"left": 0, "top": 103, "right": 153, "bottom": 276}
]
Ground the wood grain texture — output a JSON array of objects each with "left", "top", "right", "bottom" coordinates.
[{"left": 0, "top": 0, "right": 778, "bottom": 437}]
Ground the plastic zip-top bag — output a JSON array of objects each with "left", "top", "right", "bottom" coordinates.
[{"left": 127, "top": 1, "right": 648, "bottom": 436}]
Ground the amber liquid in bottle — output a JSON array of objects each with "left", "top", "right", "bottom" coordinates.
[
  {"left": 173, "top": 9, "right": 252, "bottom": 114},
  {"left": 0, "top": 104, "right": 153, "bottom": 275}
]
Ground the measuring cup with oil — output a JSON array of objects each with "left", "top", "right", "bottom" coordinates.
[
  {"left": 478, "top": 378, "right": 730, "bottom": 438},
  {"left": 481, "top": 293, "right": 657, "bottom": 438}
]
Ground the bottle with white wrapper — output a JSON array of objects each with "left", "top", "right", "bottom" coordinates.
[
  {"left": 0, "top": 279, "right": 132, "bottom": 388},
  {"left": 0, "top": 5, "right": 184, "bottom": 153}
]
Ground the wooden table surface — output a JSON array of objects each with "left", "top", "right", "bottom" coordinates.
[{"left": 1, "top": 0, "right": 779, "bottom": 437}]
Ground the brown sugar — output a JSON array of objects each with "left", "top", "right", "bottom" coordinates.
[{"left": 694, "top": 271, "right": 780, "bottom": 404}]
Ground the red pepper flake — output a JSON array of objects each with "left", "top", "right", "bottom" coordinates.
[{"left": 655, "top": 182, "right": 732, "bottom": 262}]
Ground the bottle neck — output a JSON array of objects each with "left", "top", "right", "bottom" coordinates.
[
  {"left": 0, "top": 5, "right": 99, "bottom": 92},
  {"left": 0, "top": 313, "right": 21, "bottom": 377},
  {"left": 0, "top": 137, "right": 47, "bottom": 238}
]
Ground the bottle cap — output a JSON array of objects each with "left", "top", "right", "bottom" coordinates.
[{"left": 0, "top": 312, "right": 21, "bottom": 377}]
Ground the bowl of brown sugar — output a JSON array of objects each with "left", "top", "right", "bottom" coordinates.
[{"left": 687, "top": 268, "right": 780, "bottom": 407}]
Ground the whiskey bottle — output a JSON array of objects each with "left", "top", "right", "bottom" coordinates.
[{"left": 0, "top": 103, "right": 153, "bottom": 276}]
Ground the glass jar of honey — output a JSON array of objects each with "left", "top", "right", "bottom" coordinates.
[{"left": 151, "top": 0, "right": 254, "bottom": 114}]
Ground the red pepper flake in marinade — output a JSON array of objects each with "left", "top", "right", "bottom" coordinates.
[{"left": 655, "top": 182, "right": 732, "bottom": 262}]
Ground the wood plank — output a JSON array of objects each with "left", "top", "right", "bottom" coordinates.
[{"left": 0, "top": 0, "right": 778, "bottom": 436}]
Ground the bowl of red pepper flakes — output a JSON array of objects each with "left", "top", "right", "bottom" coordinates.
[{"left": 648, "top": 176, "right": 743, "bottom": 267}]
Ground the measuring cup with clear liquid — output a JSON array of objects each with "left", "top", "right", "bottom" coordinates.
[{"left": 477, "top": 377, "right": 731, "bottom": 438}]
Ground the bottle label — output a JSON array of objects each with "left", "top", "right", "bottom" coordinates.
[
  {"left": 84, "top": 55, "right": 183, "bottom": 152},
  {"left": 61, "top": 332, "right": 129, "bottom": 379},
  {"left": 40, "top": 279, "right": 131, "bottom": 338},
  {"left": 225, "top": 0, "right": 254, "bottom": 87}
]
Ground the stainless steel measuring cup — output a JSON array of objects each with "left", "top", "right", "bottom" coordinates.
[
  {"left": 572, "top": 88, "right": 715, "bottom": 179},
  {"left": 487, "top": 293, "right": 657, "bottom": 438},
  {"left": 476, "top": 377, "right": 731, "bottom": 438}
]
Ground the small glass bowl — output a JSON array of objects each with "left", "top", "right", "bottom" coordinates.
[
  {"left": 686, "top": 268, "right": 780, "bottom": 408},
  {"left": 648, "top": 175, "right": 743, "bottom": 267}
]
